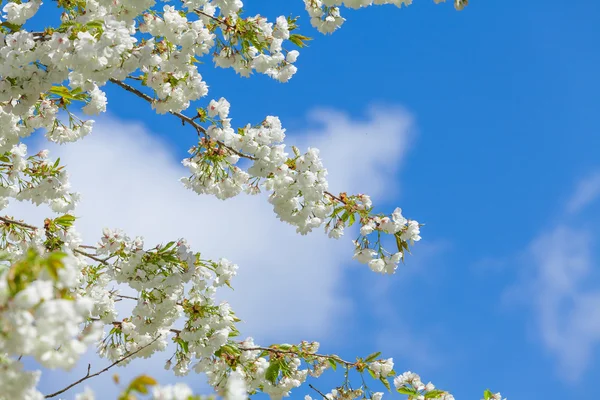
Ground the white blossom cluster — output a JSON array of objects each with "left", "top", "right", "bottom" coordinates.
[
  {"left": 303, "top": 0, "right": 468, "bottom": 34},
  {"left": 0, "top": 144, "right": 79, "bottom": 213},
  {"left": 0, "top": 0, "right": 497, "bottom": 399},
  {"left": 181, "top": 98, "right": 422, "bottom": 272},
  {"left": 0, "top": 248, "right": 102, "bottom": 400},
  {"left": 353, "top": 207, "right": 421, "bottom": 274},
  {"left": 0, "top": 0, "right": 427, "bottom": 272},
  {"left": 87, "top": 228, "right": 308, "bottom": 398}
]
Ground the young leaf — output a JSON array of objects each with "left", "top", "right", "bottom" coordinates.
[
  {"left": 425, "top": 390, "right": 447, "bottom": 398},
  {"left": 328, "top": 358, "right": 337, "bottom": 371},
  {"left": 397, "top": 387, "right": 419, "bottom": 396},
  {"left": 365, "top": 351, "right": 381, "bottom": 363},
  {"left": 289, "top": 33, "right": 312, "bottom": 48},
  {"left": 367, "top": 368, "right": 377, "bottom": 380},
  {"left": 265, "top": 361, "right": 281, "bottom": 384},
  {"left": 380, "top": 377, "right": 392, "bottom": 392}
]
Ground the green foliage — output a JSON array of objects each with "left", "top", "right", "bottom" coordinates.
[
  {"left": 5, "top": 248, "right": 67, "bottom": 297},
  {"left": 118, "top": 374, "right": 158, "bottom": 399}
]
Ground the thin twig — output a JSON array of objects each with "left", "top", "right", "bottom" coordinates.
[
  {"left": 44, "top": 336, "right": 162, "bottom": 398},
  {"left": 73, "top": 249, "right": 109, "bottom": 265},
  {"left": 31, "top": 31, "right": 51, "bottom": 42},
  {"left": 194, "top": 9, "right": 232, "bottom": 28},
  {"left": 309, "top": 384, "right": 328, "bottom": 399},
  {"left": 108, "top": 78, "right": 206, "bottom": 134},
  {"left": 92, "top": 318, "right": 182, "bottom": 335},
  {"left": 0, "top": 216, "right": 38, "bottom": 230},
  {"left": 1, "top": 216, "right": 109, "bottom": 265},
  {"left": 239, "top": 346, "right": 356, "bottom": 367},
  {"left": 108, "top": 78, "right": 254, "bottom": 160},
  {"left": 114, "top": 294, "right": 139, "bottom": 301},
  {"left": 324, "top": 191, "right": 346, "bottom": 204}
]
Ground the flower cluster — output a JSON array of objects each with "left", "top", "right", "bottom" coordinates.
[
  {"left": 303, "top": 0, "right": 468, "bottom": 34},
  {"left": 393, "top": 370, "right": 453, "bottom": 400},
  {"left": 0, "top": 0, "right": 439, "bottom": 273},
  {"left": 181, "top": 99, "right": 421, "bottom": 272},
  {"left": 0, "top": 215, "right": 501, "bottom": 399},
  {"left": 0, "top": 248, "right": 102, "bottom": 399},
  {"left": 0, "top": 0, "right": 500, "bottom": 399},
  {"left": 0, "top": 145, "right": 79, "bottom": 213}
]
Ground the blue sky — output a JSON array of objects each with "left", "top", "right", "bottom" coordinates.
[{"left": 18, "top": 0, "right": 600, "bottom": 399}]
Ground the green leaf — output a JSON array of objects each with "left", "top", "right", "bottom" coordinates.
[
  {"left": 135, "top": 375, "right": 157, "bottom": 386},
  {"left": 340, "top": 211, "right": 349, "bottom": 222},
  {"left": 483, "top": 389, "right": 494, "bottom": 400},
  {"left": 367, "top": 368, "right": 377, "bottom": 380},
  {"left": 127, "top": 374, "right": 157, "bottom": 394},
  {"left": 0, "top": 250, "right": 13, "bottom": 262},
  {"left": 347, "top": 212, "right": 357, "bottom": 227},
  {"left": 397, "top": 387, "right": 419, "bottom": 396},
  {"left": 365, "top": 351, "right": 381, "bottom": 363},
  {"left": 289, "top": 33, "right": 312, "bottom": 48},
  {"left": 45, "top": 252, "right": 67, "bottom": 280},
  {"left": 49, "top": 85, "right": 89, "bottom": 103},
  {"left": 425, "top": 390, "right": 447, "bottom": 399},
  {"left": 395, "top": 233, "right": 404, "bottom": 253},
  {"left": 223, "top": 344, "right": 241, "bottom": 356},
  {"left": 1, "top": 21, "right": 23, "bottom": 33},
  {"left": 177, "top": 339, "right": 189, "bottom": 353},
  {"left": 265, "top": 361, "right": 281, "bottom": 384},
  {"left": 54, "top": 214, "right": 76, "bottom": 228},
  {"left": 332, "top": 206, "right": 345, "bottom": 215},
  {"left": 161, "top": 241, "right": 176, "bottom": 252},
  {"left": 327, "top": 358, "right": 337, "bottom": 371},
  {"left": 85, "top": 20, "right": 103, "bottom": 29},
  {"left": 380, "top": 377, "right": 391, "bottom": 392}
]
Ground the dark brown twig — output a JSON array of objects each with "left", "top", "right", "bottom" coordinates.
[
  {"left": 0, "top": 216, "right": 38, "bottom": 230},
  {"left": 108, "top": 78, "right": 253, "bottom": 160},
  {"left": 309, "top": 384, "right": 329, "bottom": 399},
  {"left": 73, "top": 249, "right": 109, "bottom": 265},
  {"left": 239, "top": 346, "right": 356, "bottom": 367},
  {"left": 44, "top": 336, "right": 161, "bottom": 398}
]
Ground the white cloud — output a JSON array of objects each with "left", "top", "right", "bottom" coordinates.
[
  {"left": 566, "top": 170, "right": 600, "bottom": 214},
  {"left": 508, "top": 225, "right": 600, "bottom": 381},
  {"left": 297, "top": 105, "right": 414, "bottom": 201},
  {"left": 502, "top": 170, "right": 600, "bottom": 381},
  {"left": 8, "top": 106, "right": 415, "bottom": 397},
  {"left": 516, "top": 226, "right": 600, "bottom": 380}
]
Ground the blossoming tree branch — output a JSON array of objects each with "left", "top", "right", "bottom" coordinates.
[{"left": 0, "top": 0, "right": 502, "bottom": 399}]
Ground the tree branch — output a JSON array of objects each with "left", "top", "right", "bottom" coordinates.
[
  {"left": 44, "top": 335, "right": 162, "bottom": 398},
  {"left": 0, "top": 215, "right": 38, "bottom": 230},
  {"left": 108, "top": 78, "right": 254, "bottom": 160},
  {"left": 113, "top": 294, "right": 139, "bottom": 301},
  {"left": 193, "top": 9, "right": 233, "bottom": 28},
  {"left": 1, "top": 215, "right": 112, "bottom": 265},
  {"left": 309, "top": 384, "right": 329, "bottom": 399},
  {"left": 238, "top": 346, "right": 357, "bottom": 367},
  {"left": 324, "top": 191, "right": 346, "bottom": 205},
  {"left": 73, "top": 249, "right": 109, "bottom": 265},
  {"left": 92, "top": 318, "right": 182, "bottom": 335}
]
